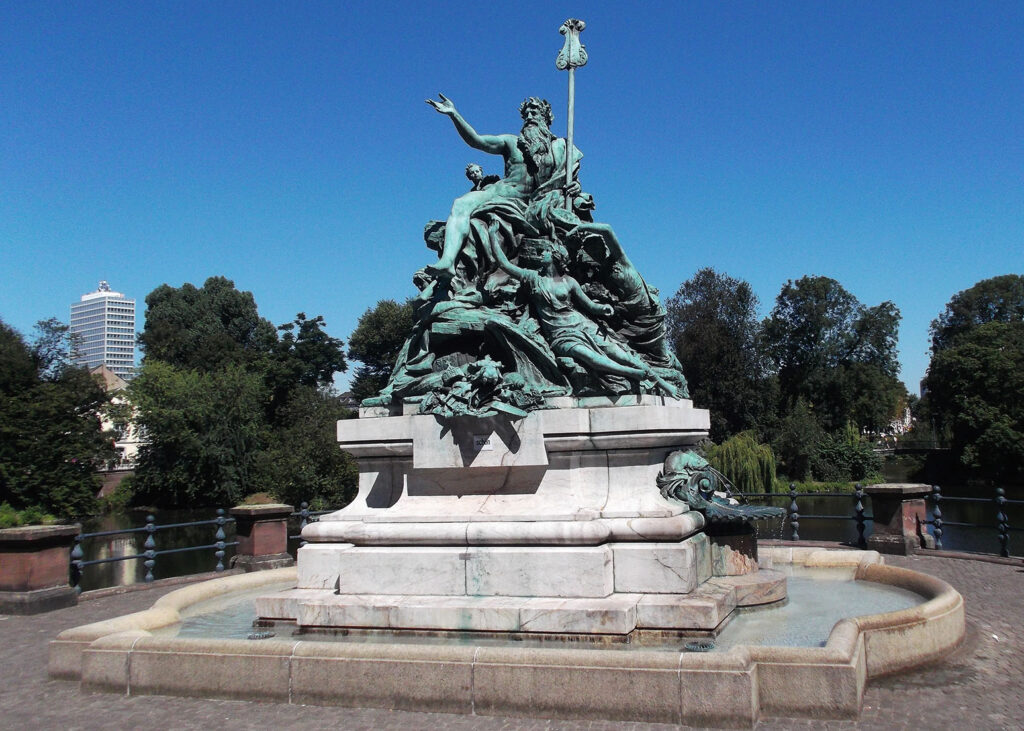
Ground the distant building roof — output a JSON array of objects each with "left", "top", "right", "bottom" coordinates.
[
  {"left": 90, "top": 364, "right": 128, "bottom": 392},
  {"left": 79, "top": 280, "right": 130, "bottom": 301}
]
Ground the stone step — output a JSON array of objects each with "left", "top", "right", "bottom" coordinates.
[{"left": 255, "top": 570, "right": 786, "bottom": 635}]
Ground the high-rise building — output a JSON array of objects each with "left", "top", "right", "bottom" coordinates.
[{"left": 70, "top": 281, "right": 136, "bottom": 379}]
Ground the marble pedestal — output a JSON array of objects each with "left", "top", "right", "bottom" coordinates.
[{"left": 256, "top": 397, "right": 786, "bottom": 634}]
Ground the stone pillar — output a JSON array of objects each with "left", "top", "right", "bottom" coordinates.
[
  {"left": 0, "top": 524, "right": 80, "bottom": 614},
  {"left": 229, "top": 504, "right": 295, "bottom": 571},
  {"left": 863, "top": 484, "right": 932, "bottom": 555}
]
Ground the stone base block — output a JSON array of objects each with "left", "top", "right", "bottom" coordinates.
[
  {"left": 611, "top": 540, "right": 704, "bottom": 594},
  {"left": 707, "top": 522, "right": 759, "bottom": 576},
  {"left": 230, "top": 553, "right": 295, "bottom": 572},
  {"left": 298, "top": 537, "right": 711, "bottom": 599},
  {"left": 0, "top": 585, "right": 77, "bottom": 615},
  {"left": 256, "top": 569, "right": 786, "bottom": 635},
  {"left": 332, "top": 545, "right": 615, "bottom": 597},
  {"left": 294, "top": 594, "right": 639, "bottom": 634},
  {"left": 865, "top": 534, "right": 920, "bottom": 556},
  {"left": 323, "top": 401, "right": 710, "bottom": 531}
]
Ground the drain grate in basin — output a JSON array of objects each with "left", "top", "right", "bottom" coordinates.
[{"left": 683, "top": 640, "right": 715, "bottom": 652}]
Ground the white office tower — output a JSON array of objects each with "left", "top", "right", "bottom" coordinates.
[{"left": 69, "top": 281, "right": 136, "bottom": 379}]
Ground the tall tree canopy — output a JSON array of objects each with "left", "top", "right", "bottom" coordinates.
[
  {"left": 131, "top": 279, "right": 355, "bottom": 509},
  {"left": 0, "top": 319, "right": 112, "bottom": 517},
  {"left": 666, "top": 269, "right": 774, "bottom": 441},
  {"left": 130, "top": 362, "right": 268, "bottom": 507},
  {"left": 347, "top": 299, "right": 414, "bottom": 403},
  {"left": 925, "top": 321, "right": 1024, "bottom": 482},
  {"left": 929, "top": 274, "right": 1024, "bottom": 354},
  {"left": 138, "top": 276, "right": 277, "bottom": 371},
  {"left": 265, "top": 312, "right": 347, "bottom": 419},
  {"left": 924, "top": 276, "right": 1024, "bottom": 483},
  {"left": 763, "top": 276, "right": 903, "bottom": 433}
]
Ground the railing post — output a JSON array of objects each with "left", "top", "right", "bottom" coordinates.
[
  {"left": 932, "top": 485, "right": 943, "bottom": 551},
  {"left": 143, "top": 514, "right": 156, "bottom": 582},
  {"left": 854, "top": 484, "right": 866, "bottom": 549},
  {"left": 299, "top": 502, "right": 310, "bottom": 548},
  {"left": 788, "top": 484, "right": 800, "bottom": 541},
  {"left": 214, "top": 508, "right": 227, "bottom": 571},
  {"left": 70, "top": 532, "right": 84, "bottom": 593},
  {"left": 995, "top": 487, "right": 1009, "bottom": 558}
]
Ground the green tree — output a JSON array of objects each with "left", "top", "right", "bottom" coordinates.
[
  {"left": 929, "top": 274, "right": 1024, "bottom": 354},
  {"left": 666, "top": 269, "right": 774, "bottom": 441},
  {"left": 706, "top": 432, "right": 778, "bottom": 493},
  {"left": 763, "top": 276, "right": 904, "bottom": 433},
  {"left": 0, "top": 319, "right": 112, "bottom": 518},
  {"left": 257, "top": 387, "right": 359, "bottom": 510},
  {"left": 811, "top": 423, "right": 882, "bottom": 482},
  {"left": 770, "top": 399, "right": 824, "bottom": 482},
  {"left": 347, "top": 299, "right": 414, "bottom": 403},
  {"left": 924, "top": 321, "right": 1024, "bottom": 482},
  {"left": 266, "top": 313, "right": 347, "bottom": 419},
  {"left": 138, "top": 276, "right": 277, "bottom": 372},
  {"left": 0, "top": 320, "right": 37, "bottom": 394},
  {"left": 31, "top": 317, "right": 79, "bottom": 379},
  {"left": 130, "top": 362, "right": 269, "bottom": 507},
  {"left": 131, "top": 279, "right": 354, "bottom": 508}
]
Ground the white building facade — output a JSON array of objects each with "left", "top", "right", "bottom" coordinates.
[{"left": 70, "top": 281, "right": 136, "bottom": 380}]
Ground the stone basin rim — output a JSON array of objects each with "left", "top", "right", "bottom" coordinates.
[{"left": 48, "top": 547, "right": 966, "bottom": 726}]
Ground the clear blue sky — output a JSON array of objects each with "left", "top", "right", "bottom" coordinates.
[{"left": 2, "top": 1, "right": 1022, "bottom": 393}]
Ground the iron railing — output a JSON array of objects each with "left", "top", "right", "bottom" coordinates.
[
  {"left": 734, "top": 484, "right": 872, "bottom": 548},
  {"left": 69, "top": 486, "right": 1020, "bottom": 593},
  {"left": 736, "top": 483, "right": 1020, "bottom": 557},
  {"left": 288, "top": 502, "right": 333, "bottom": 545},
  {"left": 69, "top": 504, "right": 338, "bottom": 592},
  {"left": 920, "top": 485, "right": 1021, "bottom": 557},
  {"left": 70, "top": 509, "right": 238, "bottom": 592}
]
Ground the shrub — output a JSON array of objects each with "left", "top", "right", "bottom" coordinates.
[
  {"left": 812, "top": 423, "right": 882, "bottom": 482},
  {"left": 0, "top": 502, "right": 58, "bottom": 528},
  {"left": 97, "top": 477, "right": 134, "bottom": 515}
]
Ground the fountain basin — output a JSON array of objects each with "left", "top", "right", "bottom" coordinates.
[{"left": 49, "top": 547, "right": 964, "bottom": 727}]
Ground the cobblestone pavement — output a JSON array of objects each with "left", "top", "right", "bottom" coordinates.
[{"left": 1, "top": 552, "right": 1021, "bottom": 730}]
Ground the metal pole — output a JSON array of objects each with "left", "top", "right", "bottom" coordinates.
[
  {"left": 556, "top": 18, "right": 587, "bottom": 207},
  {"left": 566, "top": 67, "right": 576, "bottom": 204}
]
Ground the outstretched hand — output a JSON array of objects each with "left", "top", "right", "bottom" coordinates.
[{"left": 425, "top": 93, "right": 456, "bottom": 116}]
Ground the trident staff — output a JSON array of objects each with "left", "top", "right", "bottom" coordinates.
[{"left": 556, "top": 18, "right": 587, "bottom": 206}]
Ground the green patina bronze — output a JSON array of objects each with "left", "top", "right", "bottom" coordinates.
[
  {"left": 364, "top": 24, "right": 688, "bottom": 417},
  {"left": 657, "top": 450, "right": 787, "bottom": 523}
]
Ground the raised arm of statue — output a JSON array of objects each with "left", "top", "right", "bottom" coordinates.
[
  {"left": 571, "top": 279, "right": 613, "bottom": 320},
  {"left": 573, "top": 222, "right": 633, "bottom": 270},
  {"left": 490, "top": 228, "right": 529, "bottom": 280},
  {"left": 426, "top": 94, "right": 510, "bottom": 156}
]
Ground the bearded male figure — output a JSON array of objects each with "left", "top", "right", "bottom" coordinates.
[{"left": 424, "top": 94, "right": 582, "bottom": 277}]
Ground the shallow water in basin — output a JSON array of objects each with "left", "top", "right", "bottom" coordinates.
[
  {"left": 714, "top": 567, "right": 920, "bottom": 650},
  {"left": 158, "top": 568, "right": 922, "bottom": 651}
]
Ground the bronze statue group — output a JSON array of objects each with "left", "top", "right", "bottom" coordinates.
[{"left": 363, "top": 96, "right": 688, "bottom": 418}]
